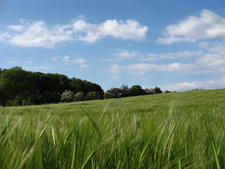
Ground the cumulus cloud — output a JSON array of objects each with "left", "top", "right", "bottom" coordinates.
[
  {"left": 72, "top": 19, "right": 148, "bottom": 43},
  {"left": 162, "top": 78, "right": 225, "bottom": 91},
  {"left": 6, "top": 21, "right": 73, "bottom": 48},
  {"left": 158, "top": 9, "right": 225, "bottom": 44},
  {"left": 0, "top": 17, "right": 148, "bottom": 47}
]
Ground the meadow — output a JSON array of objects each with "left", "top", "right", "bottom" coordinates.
[{"left": 0, "top": 89, "right": 225, "bottom": 169}]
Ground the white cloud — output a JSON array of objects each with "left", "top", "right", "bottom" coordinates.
[
  {"left": 109, "top": 75, "right": 120, "bottom": 81},
  {"left": 72, "top": 58, "right": 86, "bottom": 64},
  {"left": 158, "top": 9, "right": 225, "bottom": 44},
  {"left": 7, "top": 21, "right": 73, "bottom": 48},
  {"left": 199, "top": 41, "right": 225, "bottom": 54},
  {"left": 52, "top": 56, "right": 86, "bottom": 65},
  {"left": 143, "top": 50, "right": 202, "bottom": 60},
  {"left": 99, "top": 19, "right": 148, "bottom": 41},
  {"left": 0, "top": 17, "right": 148, "bottom": 47},
  {"left": 71, "top": 18, "right": 148, "bottom": 43},
  {"left": 0, "top": 33, "right": 10, "bottom": 41},
  {"left": 162, "top": 78, "right": 225, "bottom": 91},
  {"left": 197, "top": 41, "right": 225, "bottom": 73},
  {"left": 110, "top": 49, "right": 202, "bottom": 62},
  {"left": 7, "top": 61, "right": 33, "bottom": 64},
  {"left": 108, "top": 64, "right": 120, "bottom": 74},
  {"left": 157, "top": 36, "right": 196, "bottom": 45},
  {"left": 126, "top": 62, "right": 195, "bottom": 74},
  {"left": 110, "top": 49, "right": 144, "bottom": 61},
  {"left": 198, "top": 53, "right": 225, "bottom": 67},
  {"left": 7, "top": 25, "right": 24, "bottom": 32}
]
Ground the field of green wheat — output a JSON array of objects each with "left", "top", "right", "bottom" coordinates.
[{"left": 0, "top": 89, "right": 225, "bottom": 169}]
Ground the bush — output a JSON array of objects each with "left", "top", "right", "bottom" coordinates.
[
  {"left": 86, "top": 91, "right": 99, "bottom": 100},
  {"left": 164, "top": 90, "right": 171, "bottom": 93},
  {"left": 22, "top": 98, "right": 31, "bottom": 106},
  {"left": 130, "top": 85, "right": 142, "bottom": 96},
  {"left": 104, "top": 91, "right": 113, "bottom": 99},
  {"left": 154, "top": 87, "right": 163, "bottom": 94},
  {"left": 61, "top": 90, "right": 74, "bottom": 102},
  {"left": 75, "top": 92, "right": 85, "bottom": 101},
  {"left": 5, "top": 96, "right": 21, "bottom": 106}
]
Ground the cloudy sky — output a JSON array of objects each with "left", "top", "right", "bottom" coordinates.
[{"left": 1, "top": 0, "right": 225, "bottom": 91}]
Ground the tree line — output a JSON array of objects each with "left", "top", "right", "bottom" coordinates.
[
  {"left": 0, "top": 67, "right": 168, "bottom": 106},
  {"left": 0, "top": 67, "right": 104, "bottom": 106},
  {"left": 104, "top": 85, "right": 163, "bottom": 99}
]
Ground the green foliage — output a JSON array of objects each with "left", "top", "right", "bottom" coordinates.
[
  {"left": 0, "top": 89, "right": 225, "bottom": 168},
  {"left": 75, "top": 92, "right": 85, "bottom": 101},
  {"left": 61, "top": 90, "right": 74, "bottom": 102},
  {"left": 6, "top": 96, "right": 22, "bottom": 107},
  {"left": 120, "top": 84, "right": 129, "bottom": 97},
  {"left": 86, "top": 91, "right": 100, "bottom": 100},
  {"left": 104, "top": 91, "right": 114, "bottom": 99},
  {"left": 0, "top": 67, "right": 104, "bottom": 106},
  {"left": 22, "top": 98, "right": 31, "bottom": 106},
  {"left": 153, "top": 87, "right": 163, "bottom": 94},
  {"left": 104, "top": 87, "right": 122, "bottom": 98},
  {"left": 146, "top": 87, "right": 163, "bottom": 94},
  {"left": 129, "top": 85, "right": 148, "bottom": 96}
]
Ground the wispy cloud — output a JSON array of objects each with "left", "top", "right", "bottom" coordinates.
[
  {"left": 197, "top": 41, "right": 225, "bottom": 73},
  {"left": 126, "top": 62, "right": 196, "bottom": 74},
  {"left": 109, "top": 49, "right": 202, "bottom": 62},
  {"left": 109, "top": 75, "right": 120, "bottom": 81},
  {"left": 51, "top": 56, "right": 86, "bottom": 66},
  {"left": 109, "top": 49, "right": 144, "bottom": 61},
  {"left": 142, "top": 50, "right": 202, "bottom": 60},
  {"left": 6, "top": 60, "right": 50, "bottom": 72},
  {"left": 161, "top": 78, "right": 225, "bottom": 91},
  {"left": 157, "top": 9, "right": 225, "bottom": 44},
  {"left": 108, "top": 64, "right": 120, "bottom": 74},
  {"left": 0, "top": 17, "right": 148, "bottom": 48}
]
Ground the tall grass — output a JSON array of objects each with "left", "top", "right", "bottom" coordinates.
[{"left": 0, "top": 89, "right": 225, "bottom": 168}]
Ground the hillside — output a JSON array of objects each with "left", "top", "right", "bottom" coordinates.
[
  {"left": 0, "top": 89, "right": 225, "bottom": 168},
  {"left": 2, "top": 88, "right": 225, "bottom": 113}
]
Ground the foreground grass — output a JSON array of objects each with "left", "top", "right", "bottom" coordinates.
[{"left": 0, "top": 89, "right": 225, "bottom": 168}]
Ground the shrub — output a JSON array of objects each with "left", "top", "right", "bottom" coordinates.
[
  {"left": 22, "top": 98, "right": 31, "bottom": 106},
  {"left": 104, "top": 91, "right": 114, "bottom": 99},
  {"left": 86, "top": 91, "right": 99, "bottom": 100},
  {"left": 61, "top": 90, "right": 74, "bottom": 102},
  {"left": 164, "top": 90, "right": 171, "bottom": 93},
  {"left": 75, "top": 92, "right": 85, "bottom": 101}
]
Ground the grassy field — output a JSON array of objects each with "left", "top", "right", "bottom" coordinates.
[{"left": 0, "top": 89, "right": 225, "bottom": 169}]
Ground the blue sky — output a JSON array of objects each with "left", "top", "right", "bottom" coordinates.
[{"left": 1, "top": 0, "right": 225, "bottom": 91}]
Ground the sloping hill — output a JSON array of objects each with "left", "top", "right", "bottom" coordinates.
[{"left": 0, "top": 88, "right": 225, "bottom": 168}]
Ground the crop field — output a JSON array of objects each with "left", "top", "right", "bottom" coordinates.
[{"left": 0, "top": 89, "right": 225, "bottom": 169}]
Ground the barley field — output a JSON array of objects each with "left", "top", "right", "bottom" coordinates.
[{"left": 0, "top": 89, "right": 225, "bottom": 169}]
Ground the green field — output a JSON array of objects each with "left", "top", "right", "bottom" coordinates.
[{"left": 0, "top": 89, "right": 225, "bottom": 169}]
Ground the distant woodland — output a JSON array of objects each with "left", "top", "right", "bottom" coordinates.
[{"left": 0, "top": 67, "right": 164, "bottom": 106}]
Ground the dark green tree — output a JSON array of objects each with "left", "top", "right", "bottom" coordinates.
[
  {"left": 86, "top": 91, "right": 100, "bottom": 100},
  {"left": 130, "top": 85, "right": 142, "bottom": 96},
  {"left": 75, "top": 92, "right": 85, "bottom": 101}
]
